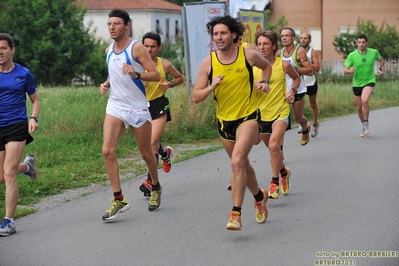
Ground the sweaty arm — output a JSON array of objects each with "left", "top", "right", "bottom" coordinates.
[
  {"left": 133, "top": 43, "right": 161, "bottom": 82},
  {"left": 296, "top": 48, "right": 314, "bottom": 76},
  {"left": 28, "top": 92, "right": 40, "bottom": 133},
  {"left": 161, "top": 59, "right": 184, "bottom": 88},
  {"left": 311, "top": 49, "right": 321, "bottom": 72},
  {"left": 192, "top": 56, "right": 221, "bottom": 103},
  {"left": 246, "top": 49, "right": 271, "bottom": 81}
]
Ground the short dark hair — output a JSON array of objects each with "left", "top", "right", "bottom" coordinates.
[
  {"left": 356, "top": 34, "right": 368, "bottom": 42},
  {"left": 0, "top": 33, "right": 15, "bottom": 49},
  {"left": 282, "top": 27, "right": 296, "bottom": 37},
  {"left": 206, "top": 15, "right": 245, "bottom": 43},
  {"left": 142, "top": 31, "right": 161, "bottom": 46},
  {"left": 108, "top": 8, "right": 130, "bottom": 25}
]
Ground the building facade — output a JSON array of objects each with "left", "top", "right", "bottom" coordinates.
[
  {"left": 267, "top": 0, "right": 399, "bottom": 60},
  {"left": 82, "top": 0, "right": 182, "bottom": 44}
]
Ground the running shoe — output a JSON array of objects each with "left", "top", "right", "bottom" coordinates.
[
  {"left": 23, "top": 154, "right": 38, "bottom": 180},
  {"left": 360, "top": 126, "right": 366, "bottom": 137},
  {"left": 268, "top": 182, "right": 280, "bottom": 199},
  {"left": 148, "top": 184, "right": 162, "bottom": 211},
  {"left": 254, "top": 189, "right": 268, "bottom": 224},
  {"left": 0, "top": 218, "right": 16, "bottom": 236},
  {"left": 102, "top": 198, "right": 130, "bottom": 221},
  {"left": 364, "top": 121, "right": 371, "bottom": 135},
  {"left": 162, "top": 146, "right": 173, "bottom": 173},
  {"left": 139, "top": 179, "right": 152, "bottom": 198},
  {"left": 300, "top": 124, "right": 311, "bottom": 146},
  {"left": 311, "top": 122, "right": 320, "bottom": 137},
  {"left": 226, "top": 211, "right": 242, "bottom": 230},
  {"left": 281, "top": 167, "right": 291, "bottom": 195}
]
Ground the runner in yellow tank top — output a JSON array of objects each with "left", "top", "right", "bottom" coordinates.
[
  {"left": 139, "top": 32, "right": 184, "bottom": 197},
  {"left": 254, "top": 30, "right": 300, "bottom": 200},
  {"left": 193, "top": 15, "right": 272, "bottom": 231},
  {"left": 210, "top": 46, "right": 257, "bottom": 121},
  {"left": 145, "top": 57, "right": 167, "bottom": 100},
  {"left": 254, "top": 56, "right": 290, "bottom": 120}
]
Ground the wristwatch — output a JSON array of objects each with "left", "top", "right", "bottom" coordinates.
[
  {"left": 30, "top": 116, "right": 38, "bottom": 122},
  {"left": 134, "top": 72, "right": 141, "bottom": 80},
  {"left": 259, "top": 80, "right": 269, "bottom": 84}
]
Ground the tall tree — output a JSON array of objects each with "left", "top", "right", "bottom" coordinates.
[
  {"left": 333, "top": 19, "right": 399, "bottom": 59},
  {"left": 0, "top": 0, "right": 107, "bottom": 85}
]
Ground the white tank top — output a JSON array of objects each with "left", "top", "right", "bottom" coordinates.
[
  {"left": 282, "top": 50, "right": 307, "bottom": 94},
  {"left": 106, "top": 39, "right": 147, "bottom": 111},
  {"left": 304, "top": 47, "right": 316, "bottom": 86}
]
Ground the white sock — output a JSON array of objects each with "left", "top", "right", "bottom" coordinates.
[
  {"left": 4, "top": 217, "right": 14, "bottom": 224},
  {"left": 25, "top": 163, "right": 31, "bottom": 173}
]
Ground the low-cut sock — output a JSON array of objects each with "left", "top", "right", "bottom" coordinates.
[
  {"left": 158, "top": 143, "right": 167, "bottom": 158},
  {"left": 113, "top": 190, "right": 123, "bottom": 201},
  {"left": 232, "top": 206, "right": 241, "bottom": 215},
  {"left": 152, "top": 182, "right": 160, "bottom": 191},
  {"left": 271, "top": 177, "right": 279, "bottom": 185},
  {"left": 254, "top": 189, "right": 264, "bottom": 202}
]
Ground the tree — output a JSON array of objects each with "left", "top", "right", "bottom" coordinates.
[
  {"left": 265, "top": 12, "right": 289, "bottom": 48},
  {"left": 333, "top": 19, "right": 399, "bottom": 59},
  {"left": 0, "top": 0, "right": 107, "bottom": 85},
  {"left": 166, "top": 0, "right": 197, "bottom": 6}
]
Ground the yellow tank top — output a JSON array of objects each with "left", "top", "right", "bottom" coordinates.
[
  {"left": 241, "top": 42, "right": 249, "bottom": 48},
  {"left": 146, "top": 57, "right": 166, "bottom": 101},
  {"left": 210, "top": 46, "right": 257, "bottom": 120},
  {"left": 254, "top": 57, "right": 290, "bottom": 121}
]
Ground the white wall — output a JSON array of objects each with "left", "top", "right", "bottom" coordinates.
[
  {"left": 84, "top": 11, "right": 111, "bottom": 43},
  {"left": 84, "top": 10, "right": 182, "bottom": 45}
]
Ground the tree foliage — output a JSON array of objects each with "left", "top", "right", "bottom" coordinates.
[
  {"left": 0, "top": 0, "right": 107, "bottom": 86},
  {"left": 333, "top": 19, "right": 399, "bottom": 59},
  {"left": 166, "top": 0, "right": 197, "bottom": 6},
  {"left": 264, "top": 12, "right": 289, "bottom": 49}
]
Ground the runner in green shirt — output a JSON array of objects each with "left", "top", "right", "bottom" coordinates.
[{"left": 344, "top": 34, "right": 384, "bottom": 137}]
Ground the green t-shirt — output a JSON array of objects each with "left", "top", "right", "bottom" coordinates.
[{"left": 344, "top": 48, "right": 382, "bottom": 87}]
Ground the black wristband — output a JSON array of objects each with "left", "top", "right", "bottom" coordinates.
[
  {"left": 30, "top": 116, "right": 38, "bottom": 122},
  {"left": 379, "top": 67, "right": 383, "bottom": 71},
  {"left": 260, "top": 80, "right": 269, "bottom": 84},
  {"left": 135, "top": 72, "right": 141, "bottom": 79}
]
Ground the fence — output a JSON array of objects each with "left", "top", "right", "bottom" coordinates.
[{"left": 321, "top": 59, "right": 399, "bottom": 76}]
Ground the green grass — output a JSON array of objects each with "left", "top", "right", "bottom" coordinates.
[{"left": 1, "top": 80, "right": 398, "bottom": 218}]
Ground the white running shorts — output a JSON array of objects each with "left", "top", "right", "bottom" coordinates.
[{"left": 106, "top": 104, "right": 152, "bottom": 128}]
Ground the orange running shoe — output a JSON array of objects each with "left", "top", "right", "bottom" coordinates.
[
  {"left": 254, "top": 189, "right": 268, "bottom": 223},
  {"left": 281, "top": 167, "right": 291, "bottom": 195},
  {"left": 162, "top": 146, "right": 173, "bottom": 173},
  {"left": 268, "top": 182, "right": 280, "bottom": 199},
  {"left": 226, "top": 211, "right": 242, "bottom": 230}
]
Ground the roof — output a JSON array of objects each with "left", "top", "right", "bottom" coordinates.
[{"left": 81, "top": 0, "right": 182, "bottom": 11}]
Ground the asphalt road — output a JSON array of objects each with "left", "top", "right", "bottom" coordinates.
[{"left": 1, "top": 107, "right": 398, "bottom": 266}]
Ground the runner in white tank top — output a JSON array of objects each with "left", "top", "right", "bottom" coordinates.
[
  {"left": 98, "top": 9, "right": 163, "bottom": 221},
  {"left": 106, "top": 40, "right": 147, "bottom": 112},
  {"left": 280, "top": 27, "right": 313, "bottom": 146},
  {"left": 300, "top": 32, "right": 321, "bottom": 137}
]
